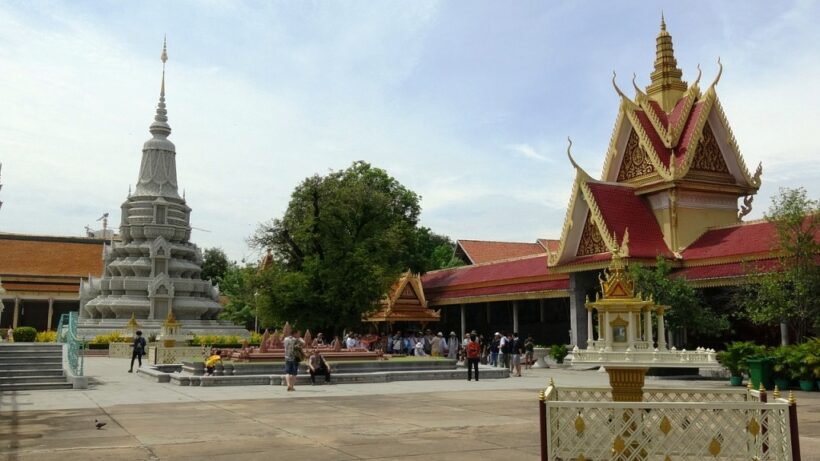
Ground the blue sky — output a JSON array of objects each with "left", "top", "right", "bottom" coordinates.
[{"left": 0, "top": 1, "right": 818, "bottom": 261}]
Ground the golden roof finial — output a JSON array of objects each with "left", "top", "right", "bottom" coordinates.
[
  {"left": 611, "top": 71, "right": 629, "bottom": 100},
  {"left": 646, "top": 15, "right": 687, "bottom": 112}
]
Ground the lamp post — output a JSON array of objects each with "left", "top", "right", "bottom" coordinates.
[{"left": 254, "top": 290, "right": 259, "bottom": 334}]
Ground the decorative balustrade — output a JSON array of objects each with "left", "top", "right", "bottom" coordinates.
[
  {"left": 56, "top": 312, "right": 85, "bottom": 377},
  {"left": 539, "top": 384, "right": 799, "bottom": 461},
  {"left": 148, "top": 345, "right": 209, "bottom": 364},
  {"left": 572, "top": 346, "right": 718, "bottom": 367}
]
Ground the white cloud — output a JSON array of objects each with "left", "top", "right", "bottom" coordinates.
[{"left": 506, "top": 143, "right": 550, "bottom": 162}]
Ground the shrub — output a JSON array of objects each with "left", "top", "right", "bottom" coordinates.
[
  {"left": 35, "top": 331, "right": 57, "bottom": 343},
  {"left": 716, "top": 341, "right": 765, "bottom": 376},
  {"left": 90, "top": 332, "right": 131, "bottom": 345},
  {"left": 12, "top": 326, "right": 37, "bottom": 342},
  {"left": 549, "top": 344, "right": 569, "bottom": 364}
]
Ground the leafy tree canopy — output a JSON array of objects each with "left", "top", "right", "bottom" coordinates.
[
  {"left": 629, "top": 256, "right": 729, "bottom": 344},
  {"left": 736, "top": 187, "right": 820, "bottom": 343},
  {"left": 201, "top": 247, "right": 232, "bottom": 284},
  {"left": 217, "top": 264, "right": 259, "bottom": 330},
  {"left": 250, "top": 161, "right": 456, "bottom": 332}
]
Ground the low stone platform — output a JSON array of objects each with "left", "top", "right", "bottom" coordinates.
[{"left": 138, "top": 359, "right": 509, "bottom": 386}]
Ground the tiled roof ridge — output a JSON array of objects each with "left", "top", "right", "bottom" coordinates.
[
  {"left": 423, "top": 252, "right": 548, "bottom": 275},
  {"left": 0, "top": 232, "right": 107, "bottom": 245},
  {"left": 457, "top": 238, "right": 545, "bottom": 245},
  {"left": 703, "top": 217, "right": 770, "bottom": 231}
]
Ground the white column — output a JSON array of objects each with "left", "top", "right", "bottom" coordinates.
[
  {"left": 460, "top": 304, "right": 466, "bottom": 339},
  {"left": 604, "top": 310, "right": 611, "bottom": 347},
  {"left": 657, "top": 307, "right": 667, "bottom": 350},
  {"left": 597, "top": 311, "right": 604, "bottom": 344},
  {"left": 626, "top": 311, "right": 634, "bottom": 347},
  {"left": 644, "top": 308, "right": 653, "bottom": 345},
  {"left": 512, "top": 301, "right": 519, "bottom": 333},
  {"left": 586, "top": 307, "right": 593, "bottom": 346}
]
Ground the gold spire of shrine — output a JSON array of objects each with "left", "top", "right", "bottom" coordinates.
[{"left": 646, "top": 14, "right": 688, "bottom": 112}]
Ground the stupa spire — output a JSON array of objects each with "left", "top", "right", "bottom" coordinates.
[
  {"left": 150, "top": 36, "right": 171, "bottom": 138},
  {"left": 645, "top": 14, "right": 687, "bottom": 112},
  {"left": 134, "top": 36, "right": 179, "bottom": 199}
]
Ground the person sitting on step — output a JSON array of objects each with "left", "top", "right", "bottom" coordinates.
[{"left": 308, "top": 349, "right": 332, "bottom": 385}]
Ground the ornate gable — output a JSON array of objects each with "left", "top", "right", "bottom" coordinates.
[
  {"left": 577, "top": 212, "right": 608, "bottom": 256},
  {"left": 617, "top": 129, "right": 656, "bottom": 181},
  {"left": 689, "top": 123, "right": 730, "bottom": 174}
]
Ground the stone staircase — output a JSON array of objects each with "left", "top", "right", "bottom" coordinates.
[{"left": 0, "top": 343, "right": 73, "bottom": 391}]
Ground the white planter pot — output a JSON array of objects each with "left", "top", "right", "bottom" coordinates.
[{"left": 533, "top": 347, "right": 550, "bottom": 368}]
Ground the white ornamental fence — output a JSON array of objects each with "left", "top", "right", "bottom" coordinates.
[
  {"left": 148, "top": 346, "right": 209, "bottom": 364},
  {"left": 538, "top": 385, "right": 800, "bottom": 461}
]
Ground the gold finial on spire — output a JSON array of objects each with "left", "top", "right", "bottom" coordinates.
[{"left": 646, "top": 15, "right": 687, "bottom": 112}]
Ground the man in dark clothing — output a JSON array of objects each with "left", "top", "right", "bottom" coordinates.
[
  {"left": 308, "top": 349, "right": 332, "bottom": 385},
  {"left": 128, "top": 330, "right": 146, "bottom": 373}
]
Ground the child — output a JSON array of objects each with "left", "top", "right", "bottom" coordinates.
[{"left": 205, "top": 352, "right": 222, "bottom": 376}]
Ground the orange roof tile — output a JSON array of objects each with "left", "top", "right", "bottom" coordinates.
[
  {"left": 456, "top": 239, "right": 546, "bottom": 264},
  {"left": 0, "top": 234, "right": 104, "bottom": 278}
]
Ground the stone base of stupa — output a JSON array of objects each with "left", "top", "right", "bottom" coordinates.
[{"left": 78, "top": 318, "right": 249, "bottom": 340}]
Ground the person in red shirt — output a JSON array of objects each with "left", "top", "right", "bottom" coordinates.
[{"left": 466, "top": 334, "right": 481, "bottom": 381}]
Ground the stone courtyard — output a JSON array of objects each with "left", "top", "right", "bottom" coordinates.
[{"left": 2, "top": 357, "right": 820, "bottom": 460}]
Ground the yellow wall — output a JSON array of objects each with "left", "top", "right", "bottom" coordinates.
[{"left": 676, "top": 207, "right": 738, "bottom": 249}]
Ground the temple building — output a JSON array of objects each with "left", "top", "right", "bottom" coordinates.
[
  {"left": 78, "top": 41, "right": 245, "bottom": 338},
  {"left": 422, "top": 18, "right": 811, "bottom": 347},
  {"left": 0, "top": 233, "right": 105, "bottom": 331}
]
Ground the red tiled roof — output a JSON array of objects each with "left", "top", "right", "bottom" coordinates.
[
  {"left": 429, "top": 279, "right": 569, "bottom": 302},
  {"left": 423, "top": 254, "right": 554, "bottom": 289},
  {"left": 0, "top": 234, "right": 104, "bottom": 278},
  {"left": 456, "top": 239, "right": 546, "bottom": 264},
  {"left": 682, "top": 220, "right": 780, "bottom": 260},
  {"left": 537, "top": 239, "right": 561, "bottom": 253},
  {"left": 585, "top": 182, "right": 671, "bottom": 259},
  {"left": 673, "top": 258, "right": 780, "bottom": 281}
]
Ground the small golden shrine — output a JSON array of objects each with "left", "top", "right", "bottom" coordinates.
[
  {"left": 572, "top": 248, "right": 717, "bottom": 402},
  {"left": 158, "top": 309, "right": 184, "bottom": 347},
  {"left": 584, "top": 241, "right": 667, "bottom": 353},
  {"left": 124, "top": 313, "right": 142, "bottom": 337}
]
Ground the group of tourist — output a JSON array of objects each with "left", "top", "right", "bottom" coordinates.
[{"left": 382, "top": 329, "right": 461, "bottom": 358}]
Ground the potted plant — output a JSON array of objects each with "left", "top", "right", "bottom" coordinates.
[
  {"left": 549, "top": 344, "right": 568, "bottom": 364},
  {"left": 717, "top": 341, "right": 764, "bottom": 386},
  {"left": 770, "top": 346, "right": 792, "bottom": 391}
]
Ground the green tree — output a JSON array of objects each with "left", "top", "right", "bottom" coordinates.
[
  {"left": 736, "top": 187, "right": 820, "bottom": 344},
  {"left": 217, "top": 264, "right": 260, "bottom": 330},
  {"left": 201, "top": 247, "right": 232, "bottom": 284},
  {"left": 630, "top": 256, "right": 729, "bottom": 346},
  {"left": 250, "top": 161, "right": 426, "bottom": 332},
  {"left": 409, "top": 227, "right": 464, "bottom": 272}
]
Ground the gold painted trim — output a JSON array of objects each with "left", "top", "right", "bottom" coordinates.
[{"left": 600, "top": 100, "right": 628, "bottom": 180}]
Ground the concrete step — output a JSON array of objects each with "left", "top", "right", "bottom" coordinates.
[
  {"left": 0, "top": 362, "right": 63, "bottom": 370},
  {"left": 0, "top": 382, "right": 73, "bottom": 391},
  {"left": 0, "top": 356, "right": 62, "bottom": 365},
  {"left": 0, "top": 343, "right": 62, "bottom": 349},
  {"left": 0, "top": 352, "right": 62, "bottom": 360},
  {"left": 0, "top": 375, "right": 68, "bottom": 384},
  {"left": 0, "top": 369, "right": 65, "bottom": 377},
  {"left": 0, "top": 347, "right": 63, "bottom": 354}
]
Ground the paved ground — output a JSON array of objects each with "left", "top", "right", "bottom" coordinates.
[{"left": 1, "top": 357, "right": 819, "bottom": 460}]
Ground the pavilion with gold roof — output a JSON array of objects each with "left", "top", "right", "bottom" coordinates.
[{"left": 420, "top": 17, "right": 817, "bottom": 347}]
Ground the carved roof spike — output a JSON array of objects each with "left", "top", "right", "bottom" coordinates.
[
  {"left": 709, "top": 57, "right": 723, "bottom": 90},
  {"left": 692, "top": 63, "right": 702, "bottom": 87},
  {"left": 611, "top": 71, "right": 630, "bottom": 101},
  {"left": 566, "top": 137, "right": 592, "bottom": 181},
  {"left": 631, "top": 73, "right": 647, "bottom": 100},
  {"left": 619, "top": 227, "right": 630, "bottom": 257},
  {"left": 751, "top": 161, "right": 763, "bottom": 187}
]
